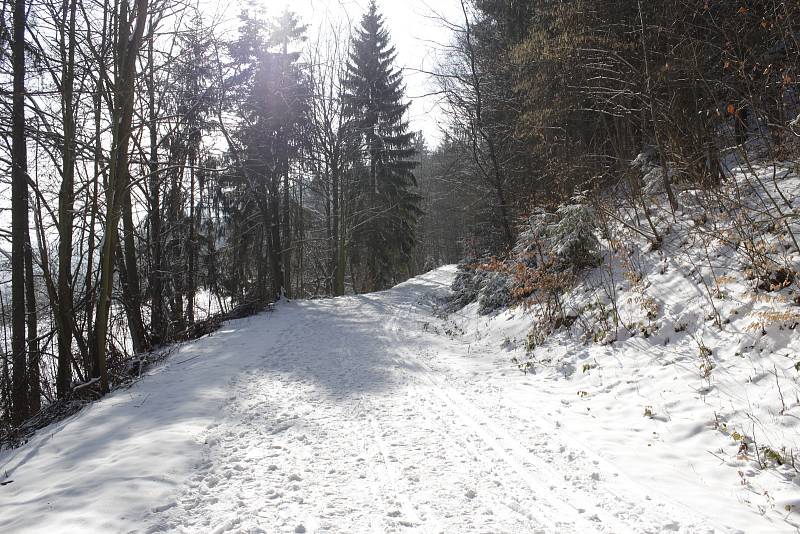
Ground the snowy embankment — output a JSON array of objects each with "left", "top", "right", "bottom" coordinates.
[
  {"left": 1, "top": 265, "right": 797, "bottom": 532},
  {"left": 448, "top": 164, "right": 800, "bottom": 532}
]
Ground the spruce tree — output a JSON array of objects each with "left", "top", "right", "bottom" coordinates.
[
  {"left": 343, "top": 0, "right": 420, "bottom": 291},
  {"left": 170, "top": 15, "right": 217, "bottom": 327},
  {"left": 227, "top": 8, "right": 309, "bottom": 300}
]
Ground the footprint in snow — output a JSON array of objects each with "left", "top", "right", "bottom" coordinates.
[{"left": 151, "top": 501, "right": 177, "bottom": 513}]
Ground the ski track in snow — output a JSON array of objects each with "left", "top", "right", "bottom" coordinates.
[
  {"left": 2, "top": 268, "right": 742, "bottom": 533},
  {"left": 142, "top": 270, "right": 719, "bottom": 534}
]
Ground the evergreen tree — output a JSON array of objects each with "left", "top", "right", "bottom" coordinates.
[
  {"left": 343, "top": 0, "right": 420, "bottom": 291},
  {"left": 170, "top": 15, "right": 217, "bottom": 328},
  {"left": 226, "top": 7, "right": 309, "bottom": 300}
]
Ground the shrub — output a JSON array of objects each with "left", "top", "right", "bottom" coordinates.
[
  {"left": 447, "top": 260, "right": 513, "bottom": 315},
  {"left": 477, "top": 271, "right": 512, "bottom": 315},
  {"left": 551, "top": 193, "right": 602, "bottom": 270},
  {"left": 449, "top": 264, "right": 482, "bottom": 310}
]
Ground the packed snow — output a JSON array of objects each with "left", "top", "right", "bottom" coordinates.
[{"left": 1, "top": 266, "right": 798, "bottom": 532}]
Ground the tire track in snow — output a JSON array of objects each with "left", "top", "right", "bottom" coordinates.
[
  {"left": 384, "top": 303, "right": 724, "bottom": 534},
  {"left": 357, "top": 380, "right": 548, "bottom": 533},
  {"left": 401, "top": 379, "right": 554, "bottom": 533},
  {"left": 386, "top": 300, "right": 724, "bottom": 534},
  {"left": 411, "top": 362, "right": 632, "bottom": 534},
  {"left": 383, "top": 314, "right": 614, "bottom": 533},
  {"left": 339, "top": 296, "right": 549, "bottom": 533}
]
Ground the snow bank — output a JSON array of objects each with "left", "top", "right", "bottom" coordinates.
[
  {"left": 442, "top": 164, "right": 800, "bottom": 531},
  {"left": 0, "top": 312, "right": 274, "bottom": 533}
]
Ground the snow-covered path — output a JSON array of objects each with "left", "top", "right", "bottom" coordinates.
[{"left": 0, "top": 268, "right": 755, "bottom": 533}]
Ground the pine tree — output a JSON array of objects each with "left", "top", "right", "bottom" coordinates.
[
  {"left": 170, "top": 15, "right": 217, "bottom": 327},
  {"left": 343, "top": 0, "right": 420, "bottom": 291},
  {"left": 269, "top": 11, "right": 308, "bottom": 298},
  {"left": 226, "top": 7, "right": 309, "bottom": 300}
]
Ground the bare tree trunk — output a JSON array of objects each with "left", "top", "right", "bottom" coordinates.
[
  {"left": 297, "top": 175, "right": 304, "bottom": 296},
  {"left": 267, "top": 187, "right": 285, "bottom": 299},
  {"left": 637, "top": 0, "right": 677, "bottom": 215},
  {"left": 166, "top": 167, "right": 185, "bottom": 334},
  {"left": 459, "top": 0, "right": 513, "bottom": 247},
  {"left": 187, "top": 156, "right": 196, "bottom": 323},
  {"left": 92, "top": 0, "right": 149, "bottom": 393},
  {"left": 83, "top": 3, "right": 109, "bottom": 373},
  {"left": 147, "top": 27, "right": 164, "bottom": 344},
  {"left": 24, "top": 226, "right": 40, "bottom": 414},
  {"left": 84, "top": 92, "right": 102, "bottom": 373},
  {"left": 1, "top": 292, "right": 11, "bottom": 421},
  {"left": 280, "top": 39, "right": 292, "bottom": 297},
  {"left": 255, "top": 227, "right": 265, "bottom": 302},
  {"left": 336, "top": 229, "right": 347, "bottom": 296},
  {"left": 56, "top": 0, "right": 79, "bottom": 398},
  {"left": 332, "top": 166, "right": 345, "bottom": 296},
  {"left": 11, "top": 0, "right": 30, "bottom": 424},
  {"left": 121, "top": 188, "right": 148, "bottom": 353},
  {"left": 282, "top": 157, "right": 292, "bottom": 298}
]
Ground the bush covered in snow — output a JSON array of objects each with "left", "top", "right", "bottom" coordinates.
[
  {"left": 550, "top": 194, "right": 602, "bottom": 270},
  {"left": 447, "top": 195, "right": 601, "bottom": 316},
  {"left": 477, "top": 271, "right": 512, "bottom": 315},
  {"left": 513, "top": 208, "right": 556, "bottom": 263},
  {"left": 448, "top": 265, "right": 483, "bottom": 311},
  {"left": 447, "top": 262, "right": 512, "bottom": 315},
  {"left": 514, "top": 194, "right": 602, "bottom": 273}
]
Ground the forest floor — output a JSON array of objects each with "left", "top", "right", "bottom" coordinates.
[{"left": 0, "top": 266, "right": 796, "bottom": 533}]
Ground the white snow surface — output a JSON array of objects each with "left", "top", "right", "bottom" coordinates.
[{"left": 0, "top": 266, "right": 796, "bottom": 533}]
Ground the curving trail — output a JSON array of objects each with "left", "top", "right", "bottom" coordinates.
[
  {"left": 143, "top": 269, "right": 720, "bottom": 534},
  {"left": 2, "top": 268, "right": 727, "bottom": 533}
]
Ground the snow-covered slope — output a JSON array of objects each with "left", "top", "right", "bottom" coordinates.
[
  {"left": 445, "top": 165, "right": 800, "bottom": 533},
  {"left": 0, "top": 266, "right": 795, "bottom": 532}
]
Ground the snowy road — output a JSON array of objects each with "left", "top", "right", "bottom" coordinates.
[{"left": 2, "top": 268, "right": 730, "bottom": 533}]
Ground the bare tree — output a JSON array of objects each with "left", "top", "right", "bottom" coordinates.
[
  {"left": 10, "top": 0, "right": 30, "bottom": 423},
  {"left": 92, "top": 0, "right": 149, "bottom": 393}
]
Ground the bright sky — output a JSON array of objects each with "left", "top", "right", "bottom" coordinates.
[{"left": 205, "top": 0, "right": 466, "bottom": 146}]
